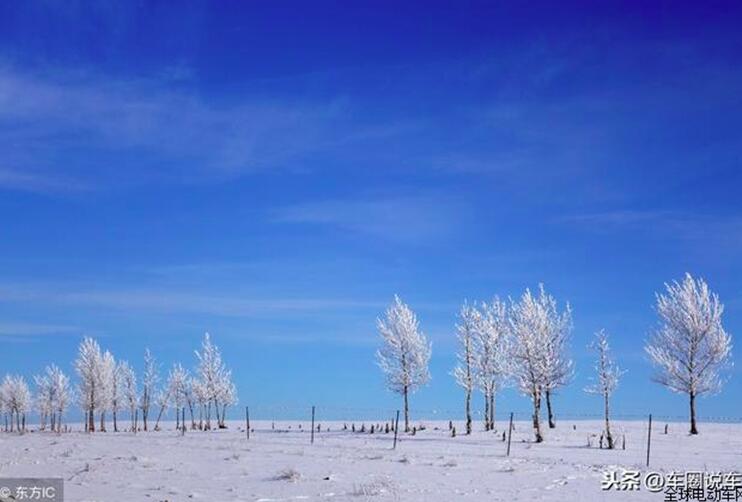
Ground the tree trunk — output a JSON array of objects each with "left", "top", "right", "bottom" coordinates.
[
  {"left": 113, "top": 410, "right": 118, "bottom": 432},
  {"left": 546, "top": 389, "right": 556, "bottom": 429},
  {"left": 155, "top": 404, "right": 167, "bottom": 430},
  {"left": 403, "top": 386, "right": 410, "bottom": 432},
  {"left": 532, "top": 391, "right": 543, "bottom": 443},
  {"left": 483, "top": 392, "right": 490, "bottom": 431},
  {"left": 603, "top": 391, "right": 614, "bottom": 449},
  {"left": 89, "top": 405, "right": 95, "bottom": 433},
  {"left": 100, "top": 411, "right": 106, "bottom": 432},
  {"left": 142, "top": 389, "right": 149, "bottom": 431},
  {"left": 188, "top": 400, "right": 196, "bottom": 429},
  {"left": 489, "top": 391, "right": 495, "bottom": 430},
  {"left": 464, "top": 389, "right": 472, "bottom": 435},
  {"left": 689, "top": 392, "right": 698, "bottom": 435}
]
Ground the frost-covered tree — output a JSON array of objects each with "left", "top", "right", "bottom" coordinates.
[
  {"left": 153, "top": 388, "right": 170, "bottom": 430},
  {"left": 75, "top": 337, "right": 103, "bottom": 432},
  {"left": 452, "top": 302, "right": 477, "bottom": 435},
  {"left": 195, "top": 333, "right": 222, "bottom": 430},
  {"left": 509, "top": 285, "right": 572, "bottom": 440},
  {"left": 140, "top": 348, "right": 159, "bottom": 431},
  {"left": 509, "top": 287, "right": 550, "bottom": 443},
  {"left": 539, "top": 287, "right": 573, "bottom": 429},
  {"left": 216, "top": 374, "right": 237, "bottom": 428},
  {"left": 48, "top": 365, "right": 71, "bottom": 433},
  {"left": 585, "top": 330, "right": 623, "bottom": 449},
  {"left": 98, "top": 351, "right": 116, "bottom": 432},
  {"left": 2, "top": 375, "right": 31, "bottom": 432},
  {"left": 194, "top": 333, "right": 235, "bottom": 430},
  {"left": 167, "top": 363, "right": 190, "bottom": 429},
  {"left": 474, "top": 298, "right": 510, "bottom": 431},
  {"left": 645, "top": 273, "right": 733, "bottom": 435},
  {"left": 35, "top": 365, "right": 71, "bottom": 433},
  {"left": 0, "top": 379, "right": 7, "bottom": 431},
  {"left": 118, "top": 361, "right": 138, "bottom": 431},
  {"left": 184, "top": 377, "right": 197, "bottom": 430},
  {"left": 192, "top": 377, "right": 208, "bottom": 430},
  {"left": 109, "top": 358, "right": 124, "bottom": 432},
  {"left": 2, "top": 376, "right": 13, "bottom": 431},
  {"left": 34, "top": 372, "right": 53, "bottom": 431},
  {"left": 376, "top": 295, "right": 431, "bottom": 432}
]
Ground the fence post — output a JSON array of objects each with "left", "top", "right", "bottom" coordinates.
[
  {"left": 646, "top": 414, "right": 652, "bottom": 467},
  {"left": 311, "top": 406, "right": 316, "bottom": 444},
  {"left": 246, "top": 406, "right": 250, "bottom": 440},
  {"left": 506, "top": 412, "right": 514, "bottom": 456},
  {"left": 393, "top": 410, "right": 400, "bottom": 449}
]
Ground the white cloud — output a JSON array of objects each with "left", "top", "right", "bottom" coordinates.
[
  {"left": 0, "top": 282, "right": 381, "bottom": 318},
  {"left": 272, "top": 195, "right": 466, "bottom": 242}
]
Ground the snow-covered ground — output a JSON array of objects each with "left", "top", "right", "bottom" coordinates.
[{"left": 1, "top": 419, "right": 739, "bottom": 501}]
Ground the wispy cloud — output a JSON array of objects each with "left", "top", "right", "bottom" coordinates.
[
  {"left": 272, "top": 195, "right": 467, "bottom": 242},
  {"left": 0, "top": 65, "right": 411, "bottom": 192},
  {"left": 0, "top": 282, "right": 381, "bottom": 318},
  {"left": 0, "top": 168, "right": 90, "bottom": 193},
  {"left": 0, "top": 322, "right": 81, "bottom": 342},
  {"left": 557, "top": 209, "right": 742, "bottom": 260},
  {"left": 559, "top": 209, "right": 742, "bottom": 238},
  {"left": 559, "top": 209, "right": 676, "bottom": 227}
]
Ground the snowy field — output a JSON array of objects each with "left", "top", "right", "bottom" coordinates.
[{"left": 1, "top": 419, "right": 740, "bottom": 501}]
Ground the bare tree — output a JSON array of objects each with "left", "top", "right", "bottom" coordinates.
[
  {"left": 585, "top": 330, "right": 623, "bottom": 449},
  {"left": 645, "top": 273, "right": 733, "bottom": 435},
  {"left": 376, "top": 295, "right": 431, "bottom": 432}
]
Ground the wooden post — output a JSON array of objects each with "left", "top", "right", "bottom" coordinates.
[
  {"left": 506, "top": 412, "right": 514, "bottom": 456},
  {"left": 393, "top": 410, "right": 400, "bottom": 449},
  {"left": 245, "top": 406, "right": 250, "bottom": 440},
  {"left": 646, "top": 414, "right": 652, "bottom": 467},
  {"left": 311, "top": 406, "right": 316, "bottom": 444}
]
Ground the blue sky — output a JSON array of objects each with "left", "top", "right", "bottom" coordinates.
[{"left": 1, "top": 1, "right": 741, "bottom": 422}]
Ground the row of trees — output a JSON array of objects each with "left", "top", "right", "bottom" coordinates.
[
  {"left": 0, "top": 333, "right": 237, "bottom": 433},
  {"left": 376, "top": 273, "right": 733, "bottom": 444}
]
